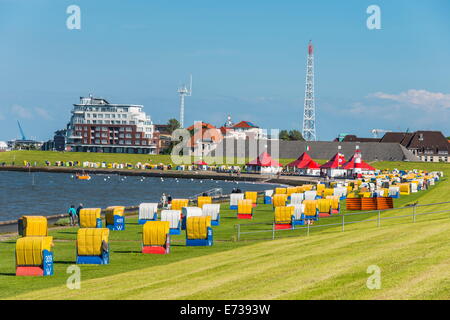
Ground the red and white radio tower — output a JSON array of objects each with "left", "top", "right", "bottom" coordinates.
[{"left": 302, "top": 40, "right": 317, "bottom": 141}]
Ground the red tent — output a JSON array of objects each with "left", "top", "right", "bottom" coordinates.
[
  {"left": 342, "top": 155, "right": 375, "bottom": 171},
  {"left": 246, "top": 152, "right": 281, "bottom": 167},
  {"left": 320, "top": 153, "right": 346, "bottom": 169},
  {"left": 342, "top": 155, "right": 356, "bottom": 170},
  {"left": 287, "top": 152, "right": 320, "bottom": 169},
  {"left": 193, "top": 160, "right": 208, "bottom": 166},
  {"left": 356, "top": 161, "right": 376, "bottom": 171}
]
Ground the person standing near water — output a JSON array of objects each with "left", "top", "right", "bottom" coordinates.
[
  {"left": 76, "top": 203, "right": 83, "bottom": 224},
  {"left": 160, "top": 193, "right": 167, "bottom": 209},
  {"left": 68, "top": 205, "right": 77, "bottom": 226}
]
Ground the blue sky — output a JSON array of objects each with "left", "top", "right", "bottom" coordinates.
[{"left": 1, "top": 0, "right": 449, "bottom": 141}]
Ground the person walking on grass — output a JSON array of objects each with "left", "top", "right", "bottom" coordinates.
[{"left": 68, "top": 205, "right": 77, "bottom": 226}]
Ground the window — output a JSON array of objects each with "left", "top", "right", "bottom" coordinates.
[
  {"left": 136, "top": 140, "right": 141, "bottom": 145},
  {"left": 119, "top": 134, "right": 124, "bottom": 138},
  {"left": 135, "top": 134, "right": 140, "bottom": 138},
  {"left": 93, "top": 114, "right": 97, "bottom": 118},
  {"left": 119, "top": 140, "right": 124, "bottom": 145},
  {"left": 101, "top": 140, "right": 107, "bottom": 144},
  {"left": 125, "top": 134, "right": 132, "bottom": 138},
  {"left": 125, "top": 140, "right": 131, "bottom": 145},
  {"left": 105, "top": 114, "right": 110, "bottom": 118},
  {"left": 95, "top": 139, "right": 100, "bottom": 144}
]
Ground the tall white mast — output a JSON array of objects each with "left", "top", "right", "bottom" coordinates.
[{"left": 178, "top": 74, "right": 192, "bottom": 128}]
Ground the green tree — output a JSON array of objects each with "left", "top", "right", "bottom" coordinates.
[
  {"left": 167, "top": 118, "right": 180, "bottom": 134},
  {"left": 279, "top": 130, "right": 290, "bottom": 140},
  {"left": 288, "top": 130, "right": 305, "bottom": 141}
]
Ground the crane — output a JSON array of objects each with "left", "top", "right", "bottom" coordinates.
[{"left": 17, "top": 121, "right": 27, "bottom": 140}]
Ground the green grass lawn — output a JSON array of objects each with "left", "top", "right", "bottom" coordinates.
[
  {"left": 0, "top": 159, "right": 449, "bottom": 299},
  {"left": 0, "top": 150, "right": 175, "bottom": 166},
  {"left": 10, "top": 216, "right": 450, "bottom": 300}
]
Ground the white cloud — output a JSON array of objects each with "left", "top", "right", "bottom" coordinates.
[
  {"left": 34, "top": 107, "right": 53, "bottom": 120},
  {"left": 10, "top": 105, "right": 53, "bottom": 120},
  {"left": 11, "top": 104, "right": 32, "bottom": 119},
  {"left": 370, "top": 89, "right": 450, "bottom": 110}
]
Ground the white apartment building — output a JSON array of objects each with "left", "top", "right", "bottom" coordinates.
[{"left": 66, "top": 95, "right": 157, "bottom": 154}]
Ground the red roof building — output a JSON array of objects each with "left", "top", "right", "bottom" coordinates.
[{"left": 232, "top": 121, "right": 259, "bottom": 129}]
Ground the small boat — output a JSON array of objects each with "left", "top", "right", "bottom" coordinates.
[{"left": 75, "top": 171, "right": 91, "bottom": 180}]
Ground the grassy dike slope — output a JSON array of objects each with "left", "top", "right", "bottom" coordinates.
[
  {"left": 2, "top": 159, "right": 449, "bottom": 300},
  {"left": 10, "top": 217, "right": 450, "bottom": 300}
]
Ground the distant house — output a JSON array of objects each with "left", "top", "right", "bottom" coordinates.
[
  {"left": 220, "top": 121, "right": 267, "bottom": 139},
  {"left": 380, "top": 131, "right": 450, "bottom": 163},
  {"left": 185, "top": 118, "right": 270, "bottom": 157},
  {"left": 154, "top": 124, "right": 172, "bottom": 154},
  {"left": 0, "top": 141, "right": 9, "bottom": 152},
  {"left": 333, "top": 131, "right": 450, "bottom": 163},
  {"left": 41, "top": 129, "right": 67, "bottom": 151},
  {"left": 186, "top": 122, "right": 223, "bottom": 156},
  {"left": 220, "top": 117, "right": 268, "bottom": 140},
  {"left": 335, "top": 134, "right": 380, "bottom": 143}
]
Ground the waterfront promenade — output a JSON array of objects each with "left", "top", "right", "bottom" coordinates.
[{"left": 0, "top": 165, "right": 320, "bottom": 185}]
